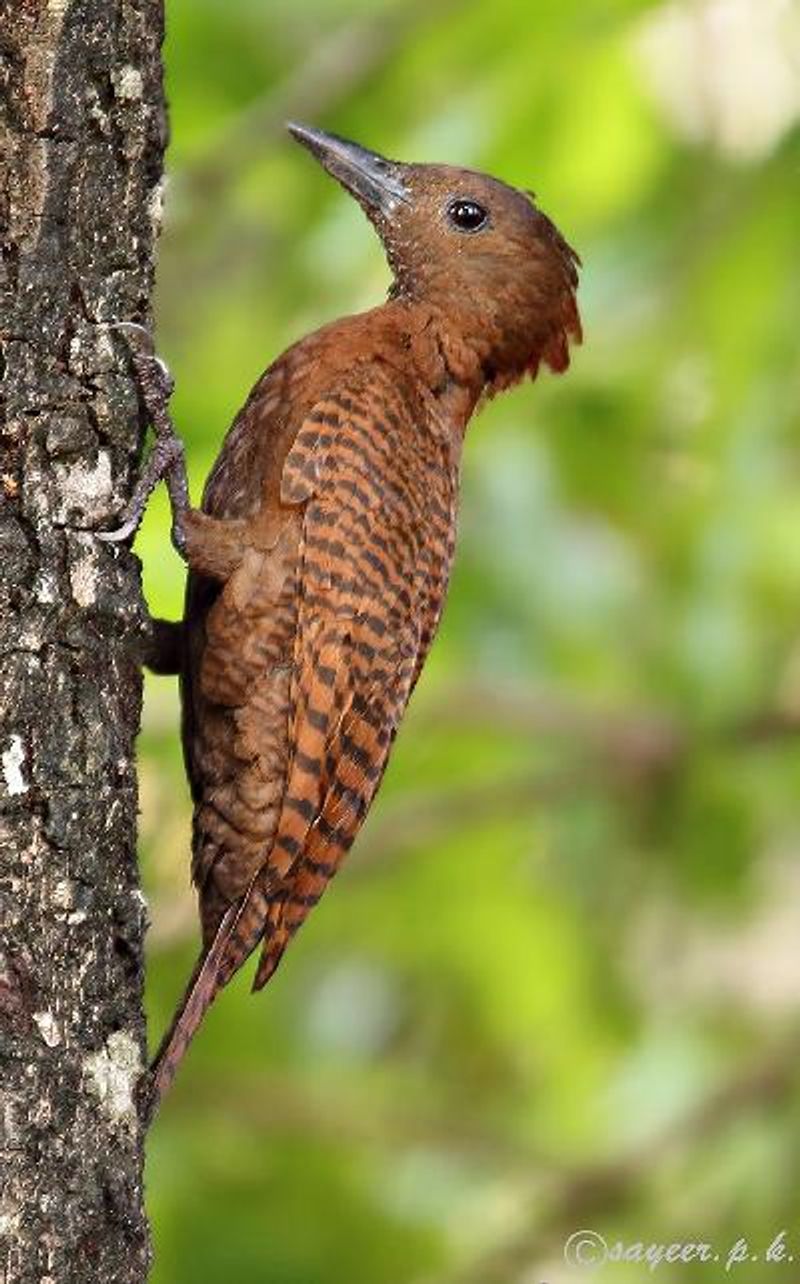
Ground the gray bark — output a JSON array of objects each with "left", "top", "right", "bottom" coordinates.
[{"left": 0, "top": 2, "right": 166, "bottom": 1280}]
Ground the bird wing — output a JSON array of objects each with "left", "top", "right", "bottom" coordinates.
[
  {"left": 232, "top": 374, "right": 457, "bottom": 990},
  {"left": 150, "top": 371, "right": 458, "bottom": 1108},
  {"left": 201, "top": 358, "right": 292, "bottom": 521}
]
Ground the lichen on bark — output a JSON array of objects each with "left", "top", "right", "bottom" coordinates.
[{"left": 0, "top": 2, "right": 166, "bottom": 1280}]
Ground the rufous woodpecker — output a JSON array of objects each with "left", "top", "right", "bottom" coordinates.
[{"left": 103, "top": 123, "right": 581, "bottom": 1114}]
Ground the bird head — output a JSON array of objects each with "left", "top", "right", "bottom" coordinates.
[{"left": 288, "top": 122, "right": 581, "bottom": 393}]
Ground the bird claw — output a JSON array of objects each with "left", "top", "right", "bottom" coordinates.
[
  {"left": 98, "top": 321, "right": 189, "bottom": 552},
  {"left": 97, "top": 513, "right": 141, "bottom": 545},
  {"left": 105, "top": 321, "right": 175, "bottom": 396},
  {"left": 109, "top": 320, "right": 149, "bottom": 340}
]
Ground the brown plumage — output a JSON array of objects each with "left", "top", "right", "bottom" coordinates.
[{"left": 109, "top": 124, "right": 581, "bottom": 1113}]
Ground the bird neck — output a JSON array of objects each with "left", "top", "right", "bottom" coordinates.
[
  {"left": 381, "top": 300, "right": 487, "bottom": 432},
  {"left": 431, "top": 296, "right": 547, "bottom": 397},
  {"left": 388, "top": 294, "right": 551, "bottom": 425},
  {"left": 389, "top": 267, "right": 579, "bottom": 409}
]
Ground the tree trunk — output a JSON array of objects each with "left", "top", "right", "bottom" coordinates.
[{"left": 0, "top": 3, "right": 166, "bottom": 1280}]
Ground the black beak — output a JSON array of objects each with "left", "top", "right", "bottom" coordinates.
[{"left": 287, "top": 122, "right": 410, "bottom": 215}]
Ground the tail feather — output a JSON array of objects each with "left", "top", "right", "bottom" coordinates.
[{"left": 146, "top": 889, "right": 265, "bottom": 1120}]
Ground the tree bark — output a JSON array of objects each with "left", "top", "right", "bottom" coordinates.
[{"left": 0, "top": 3, "right": 166, "bottom": 1280}]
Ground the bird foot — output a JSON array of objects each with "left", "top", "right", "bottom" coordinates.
[{"left": 98, "top": 322, "right": 190, "bottom": 558}]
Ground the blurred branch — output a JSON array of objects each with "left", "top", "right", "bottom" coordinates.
[
  {"left": 355, "top": 767, "right": 603, "bottom": 872},
  {"left": 413, "top": 681, "right": 685, "bottom": 771},
  {"left": 415, "top": 679, "right": 800, "bottom": 758},
  {"left": 171, "top": 0, "right": 455, "bottom": 211},
  {"left": 734, "top": 706, "right": 800, "bottom": 745}
]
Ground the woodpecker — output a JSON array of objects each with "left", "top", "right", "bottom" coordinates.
[{"left": 103, "top": 123, "right": 581, "bottom": 1113}]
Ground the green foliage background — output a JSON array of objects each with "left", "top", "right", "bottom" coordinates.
[{"left": 139, "top": 1, "right": 800, "bottom": 1279}]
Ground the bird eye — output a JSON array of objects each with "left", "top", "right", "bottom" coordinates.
[{"left": 446, "top": 199, "right": 488, "bottom": 233}]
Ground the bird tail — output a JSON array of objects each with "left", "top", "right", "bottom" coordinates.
[{"left": 146, "top": 881, "right": 268, "bottom": 1121}]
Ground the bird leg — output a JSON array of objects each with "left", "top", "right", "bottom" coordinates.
[
  {"left": 142, "top": 616, "right": 184, "bottom": 676},
  {"left": 100, "top": 324, "right": 249, "bottom": 587},
  {"left": 98, "top": 322, "right": 191, "bottom": 557}
]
